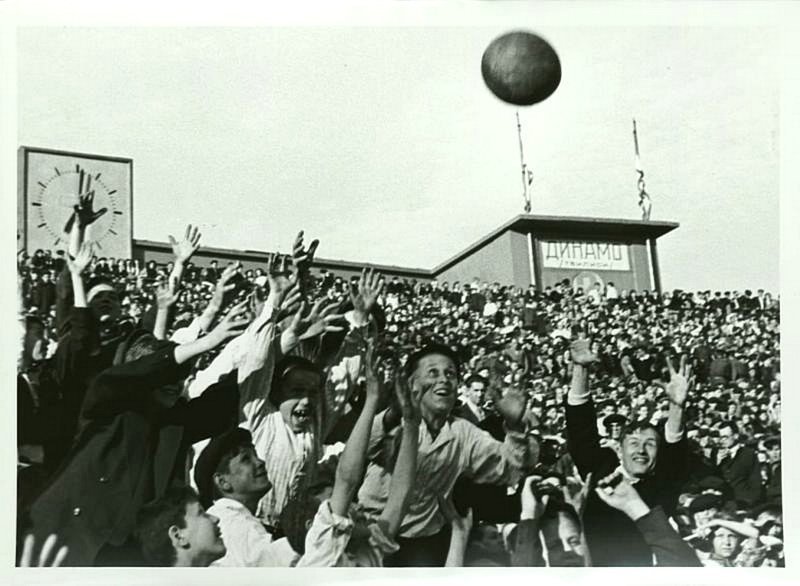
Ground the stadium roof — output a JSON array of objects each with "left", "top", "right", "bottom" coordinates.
[
  {"left": 135, "top": 214, "right": 679, "bottom": 279},
  {"left": 432, "top": 214, "right": 679, "bottom": 275}
]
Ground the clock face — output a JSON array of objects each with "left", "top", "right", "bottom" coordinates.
[
  {"left": 20, "top": 148, "right": 132, "bottom": 258},
  {"left": 32, "top": 165, "right": 123, "bottom": 249}
]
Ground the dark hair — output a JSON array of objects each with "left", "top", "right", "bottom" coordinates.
[
  {"left": 136, "top": 487, "right": 198, "bottom": 567},
  {"left": 270, "top": 355, "right": 324, "bottom": 406},
  {"left": 279, "top": 493, "right": 321, "bottom": 555},
  {"left": 620, "top": 421, "right": 663, "bottom": 446},
  {"left": 466, "top": 374, "right": 487, "bottom": 387},
  {"left": 211, "top": 443, "right": 252, "bottom": 502},
  {"left": 405, "top": 343, "right": 461, "bottom": 378}
]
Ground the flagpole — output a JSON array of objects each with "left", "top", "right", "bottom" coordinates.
[
  {"left": 633, "top": 118, "right": 652, "bottom": 221},
  {"left": 517, "top": 111, "right": 531, "bottom": 214}
]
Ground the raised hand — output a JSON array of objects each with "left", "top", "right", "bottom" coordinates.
[
  {"left": 364, "top": 338, "right": 387, "bottom": 404},
  {"left": 570, "top": 331, "right": 598, "bottom": 367},
  {"left": 66, "top": 241, "right": 94, "bottom": 275},
  {"left": 209, "top": 262, "right": 239, "bottom": 309},
  {"left": 292, "top": 230, "right": 320, "bottom": 276},
  {"left": 156, "top": 276, "right": 180, "bottom": 310},
  {"left": 208, "top": 300, "right": 251, "bottom": 345},
  {"left": 594, "top": 471, "right": 649, "bottom": 520},
  {"left": 280, "top": 298, "right": 345, "bottom": 353},
  {"left": 495, "top": 387, "right": 529, "bottom": 431},
  {"left": 267, "top": 253, "right": 296, "bottom": 299},
  {"left": 18, "top": 533, "right": 69, "bottom": 567},
  {"left": 563, "top": 469, "right": 592, "bottom": 518},
  {"left": 394, "top": 369, "right": 421, "bottom": 425},
  {"left": 520, "top": 475, "right": 549, "bottom": 521},
  {"left": 63, "top": 170, "right": 108, "bottom": 232},
  {"left": 168, "top": 224, "right": 202, "bottom": 264},
  {"left": 350, "top": 267, "right": 383, "bottom": 323},
  {"left": 661, "top": 355, "right": 694, "bottom": 408}
]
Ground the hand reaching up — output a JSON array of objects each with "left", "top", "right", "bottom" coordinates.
[
  {"left": 208, "top": 300, "right": 251, "bottom": 346},
  {"left": 156, "top": 276, "right": 181, "bottom": 310},
  {"left": 63, "top": 171, "right": 108, "bottom": 232},
  {"left": 350, "top": 268, "right": 383, "bottom": 324},
  {"left": 570, "top": 330, "right": 598, "bottom": 367},
  {"left": 280, "top": 298, "right": 344, "bottom": 353},
  {"left": 292, "top": 230, "right": 320, "bottom": 276},
  {"left": 495, "top": 388, "right": 529, "bottom": 431},
  {"left": 209, "top": 262, "right": 239, "bottom": 309},
  {"left": 660, "top": 355, "right": 694, "bottom": 408},
  {"left": 394, "top": 370, "right": 421, "bottom": 425},
  {"left": 563, "top": 468, "right": 592, "bottom": 518},
  {"left": 66, "top": 241, "right": 94, "bottom": 275},
  {"left": 168, "top": 224, "right": 202, "bottom": 264}
]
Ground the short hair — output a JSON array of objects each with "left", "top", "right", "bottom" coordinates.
[
  {"left": 406, "top": 343, "right": 461, "bottom": 378},
  {"left": 270, "top": 355, "right": 324, "bottom": 407},
  {"left": 543, "top": 499, "right": 581, "bottom": 530},
  {"left": 136, "top": 487, "right": 198, "bottom": 567},
  {"left": 466, "top": 374, "right": 487, "bottom": 387},
  {"left": 620, "top": 421, "right": 663, "bottom": 446}
]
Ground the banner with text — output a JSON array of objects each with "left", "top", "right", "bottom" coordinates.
[{"left": 542, "top": 240, "right": 630, "bottom": 271}]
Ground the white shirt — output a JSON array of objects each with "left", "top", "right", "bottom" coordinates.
[
  {"left": 208, "top": 498, "right": 292, "bottom": 567},
  {"left": 296, "top": 500, "right": 398, "bottom": 567}
]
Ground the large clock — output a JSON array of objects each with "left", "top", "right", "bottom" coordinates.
[{"left": 18, "top": 147, "right": 133, "bottom": 258}]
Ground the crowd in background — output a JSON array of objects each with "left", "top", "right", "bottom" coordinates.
[{"left": 16, "top": 203, "right": 782, "bottom": 568}]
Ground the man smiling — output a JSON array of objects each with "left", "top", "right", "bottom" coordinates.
[
  {"left": 358, "top": 343, "right": 538, "bottom": 566},
  {"left": 565, "top": 333, "right": 691, "bottom": 566}
]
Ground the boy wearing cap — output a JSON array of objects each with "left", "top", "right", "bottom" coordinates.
[{"left": 194, "top": 428, "right": 297, "bottom": 567}]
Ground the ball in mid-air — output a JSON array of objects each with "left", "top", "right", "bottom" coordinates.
[{"left": 481, "top": 30, "right": 561, "bottom": 106}]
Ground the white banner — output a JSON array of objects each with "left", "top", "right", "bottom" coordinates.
[{"left": 542, "top": 240, "right": 630, "bottom": 271}]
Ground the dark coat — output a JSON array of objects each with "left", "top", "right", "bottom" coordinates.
[
  {"left": 566, "top": 399, "right": 688, "bottom": 566},
  {"left": 717, "top": 446, "right": 764, "bottom": 507},
  {"left": 24, "top": 343, "right": 239, "bottom": 566}
]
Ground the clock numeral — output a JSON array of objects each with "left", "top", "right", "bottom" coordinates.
[
  {"left": 54, "top": 167, "right": 61, "bottom": 176},
  {"left": 109, "top": 229, "right": 118, "bottom": 236},
  {"left": 75, "top": 164, "right": 80, "bottom": 172},
  {"left": 95, "top": 241, "right": 103, "bottom": 250},
  {"left": 54, "top": 238, "right": 61, "bottom": 246},
  {"left": 31, "top": 202, "right": 42, "bottom": 207},
  {"left": 95, "top": 173, "right": 102, "bottom": 180},
  {"left": 108, "top": 190, "right": 117, "bottom": 195},
  {"left": 113, "top": 211, "right": 123, "bottom": 215},
  {"left": 37, "top": 181, "right": 46, "bottom": 188},
  {"left": 37, "top": 222, "right": 47, "bottom": 228}
]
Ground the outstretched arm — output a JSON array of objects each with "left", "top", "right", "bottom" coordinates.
[
  {"left": 328, "top": 338, "right": 383, "bottom": 517},
  {"left": 167, "top": 224, "right": 202, "bottom": 286},
  {"left": 377, "top": 375, "right": 420, "bottom": 539},
  {"left": 565, "top": 334, "right": 608, "bottom": 477}
]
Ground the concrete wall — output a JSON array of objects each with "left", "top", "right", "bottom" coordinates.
[{"left": 435, "top": 231, "right": 518, "bottom": 286}]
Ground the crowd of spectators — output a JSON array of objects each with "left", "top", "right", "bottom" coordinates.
[{"left": 16, "top": 201, "right": 782, "bottom": 568}]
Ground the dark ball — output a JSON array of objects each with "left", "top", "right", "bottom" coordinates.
[{"left": 481, "top": 30, "right": 562, "bottom": 106}]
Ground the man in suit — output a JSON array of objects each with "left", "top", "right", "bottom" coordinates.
[
  {"left": 715, "top": 422, "right": 763, "bottom": 507},
  {"left": 22, "top": 305, "right": 248, "bottom": 567},
  {"left": 565, "top": 334, "right": 691, "bottom": 566}
]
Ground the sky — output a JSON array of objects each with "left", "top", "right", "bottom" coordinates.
[{"left": 14, "top": 21, "right": 781, "bottom": 292}]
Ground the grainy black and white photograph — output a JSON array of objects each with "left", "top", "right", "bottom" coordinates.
[{"left": 3, "top": 1, "right": 798, "bottom": 582}]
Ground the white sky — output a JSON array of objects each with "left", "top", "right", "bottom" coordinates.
[{"left": 13, "top": 19, "right": 782, "bottom": 292}]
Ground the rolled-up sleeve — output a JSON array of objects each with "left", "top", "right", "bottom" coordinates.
[{"left": 296, "top": 500, "right": 354, "bottom": 567}]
